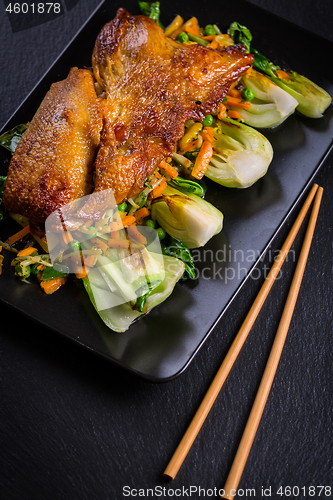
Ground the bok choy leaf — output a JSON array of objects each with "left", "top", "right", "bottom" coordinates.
[
  {"left": 151, "top": 186, "right": 223, "bottom": 248},
  {"left": 205, "top": 118, "right": 273, "bottom": 188},
  {"left": 234, "top": 69, "right": 298, "bottom": 128},
  {"left": 251, "top": 48, "right": 332, "bottom": 118},
  {"left": 168, "top": 176, "right": 206, "bottom": 198},
  {"left": 268, "top": 71, "right": 332, "bottom": 119},
  {"left": 83, "top": 254, "right": 184, "bottom": 332},
  {"left": 163, "top": 237, "right": 195, "bottom": 279},
  {"left": 228, "top": 22, "right": 252, "bottom": 52},
  {"left": 228, "top": 22, "right": 331, "bottom": 120}
]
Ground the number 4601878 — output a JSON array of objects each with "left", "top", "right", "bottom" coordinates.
[
  {"left": 277, "top": 486, "right": 332, "bottom": 497},
  {"left": 5, "top": 3, "right": 61, "bottom": 14}
]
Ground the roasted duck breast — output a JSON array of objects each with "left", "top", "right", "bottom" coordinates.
[
  {"left": 3, "top": 67, "right": 103, "bottom": 234},
  {"left": 92, "top": 8, "right": 254, "bottom": 204},
  {"left": 3, "top": 9, "right": 253, "bottom": 231}
]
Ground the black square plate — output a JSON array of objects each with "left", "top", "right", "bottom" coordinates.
[{"left": 1, "top": 0, "right": 332, "bottom": 381}]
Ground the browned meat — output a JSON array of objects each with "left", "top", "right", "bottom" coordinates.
[
  {"left": 3, "top": 67, "right": 103, "bottom": 233},
  {"left": 92, "top": 8, "right": 254, "bottom": 204}
]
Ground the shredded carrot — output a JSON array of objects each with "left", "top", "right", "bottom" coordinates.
[
  {"left": 276, "top": 69, "right": 290, "bottom": 80},
  {"left": 17, "top": 247, "right": 38, "bottom": 257},
  {"left": 153, "top": 170, "right": 162, "bottom": 180},
  {"left": 225, "top": 98, "right": 251, "bottom": 109},
  {"left": 158, "top": 160, "right": 179, "bottom": 179},
  {"left": 40, "top": 277, "right": 67, "bottom": 294},
  {"left": 109, "top": 220, "right": 123, "bottom": 232},
  {"left": 200, "top": 129, "right": 210, "bottom": 142},
  {"left": 107, "top": 238, "right": 130, "bottom": 248},
  {"left": 228, "top": 88, "right": 242, "bottom": 99},
  {"left": 84, "top": 255, "right": 98, "bottom": 267},
  {"left": 225, "top": 95, "right": 241, "bottom": 104},
  {"left": 202, "top": 35, "right": 216, "bottom": 41},
  {"left": 218, "top": 103, "right": 226, "bottom": 119},
  {"left": 205, "top": 127, "right": 216, "bottom": 140},
  {"left": 192, "top": 141, "right": 213, "bottom": 180},
  {"left": 184, "top": 25, "right": 201, "bottom": 37},
  {"left": 127, "top": 226, "right": 147, "bottom": 245},
  {"left": 0, "top": 254, "right": 3, "bottom": 276},
  {"left": 135, "top": 207, "right": 150, "bottom": 223},
  {"left": 228, "top": 101, "right": 251, "bottom": 109},
  {"left": 109, "top": 215, "right": 136, "bottom": 232},
  {"left": 121, "top": 215, "right": 137, "bottom": 226},
  {"left": 245, "top": 66, "right": 252, "bottom": 75},
  {"left": 5, "top": 225, "right": 30, "bottom": 246},
  {"left": 110, "top": 230, "right": 120, "bottom": 240},
  {"left": 75, "top": 267, "right": 89, "bottom": 279},
  {"left": 201, "top": 127, "right": 216, "bottom": 144},
  {"left": 227, "top": 110, "right": 243, "bottom": 120},
  {"left": 208, "top": 40, "right": 219, "bottom": 50},
  {"left": 90, "top": 237, "right": 109, "bottom": 253},
  {"left": 152, "top": 179, "right": 168, "bottom": 198},
  {"left": 62, "top": 231, "right": 73, "bottom": 245}
]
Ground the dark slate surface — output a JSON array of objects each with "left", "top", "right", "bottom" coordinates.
[{"left": 0, "top": 1, "right": 332, "bottom": 499}]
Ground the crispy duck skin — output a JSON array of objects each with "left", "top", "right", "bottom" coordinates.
[
  {"left": 3, "top": 67, "right": 103, "bottom": 233},
  {"left": 92, "top": 8, "right": 254, "bottom": 204}
]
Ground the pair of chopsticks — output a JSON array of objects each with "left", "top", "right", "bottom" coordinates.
[{"left": 164, "top": 183, "right": 323, "bottom": 496}]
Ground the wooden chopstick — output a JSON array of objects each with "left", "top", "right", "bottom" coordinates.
[
  {"left": 163, "top": 183, "right": 319, "bottom": 480},
  {"left": 222, "top": 186, "right": 323, "bottom": 498}
]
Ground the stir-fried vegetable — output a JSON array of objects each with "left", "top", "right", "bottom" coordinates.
[
  {"left": 151, "top": 185, "right": 223, "bottom": 248},
  {"left": 42, "top": 191, "right": 188, "bottom": 329},
  {"left": 205, "top": 117, "right": 273, "bottom": 188},
  {"left": 138, "top": 1, "right": 164, "bottom": 29},
  {"left": 11, "top": 250, "right": 53, "bottom": 284},
  {"left": 0, "top": 124, "right": 27, "bottom": 155},
  {"left": 164, "top": 14, "right": 183, "bottom": 36},
  {"left": 192, "top": 141, "right": 213, "bottom": 179},
  {"left": 228, "top": 22, "right": 252, "bottom": 52}
]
